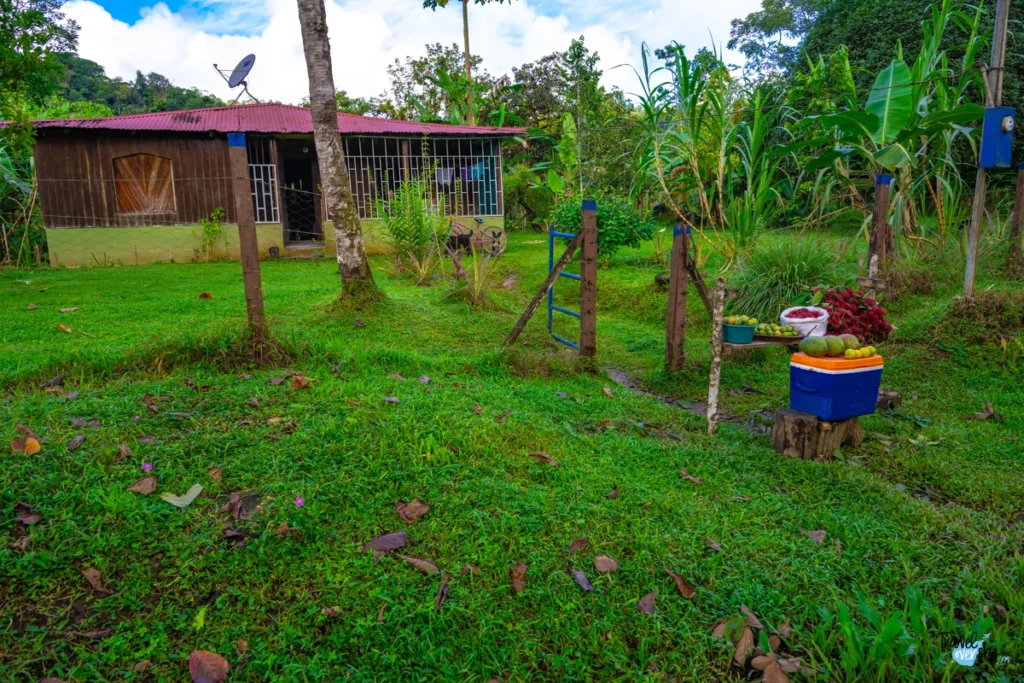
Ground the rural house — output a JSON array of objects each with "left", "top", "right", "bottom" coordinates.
[{"left": 28, "top": 102, "right": 523, "bottom": 267}]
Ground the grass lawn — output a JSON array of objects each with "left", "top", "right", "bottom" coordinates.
[{"left": 1, "top": 231, "right": 1022, "bottom": 682}]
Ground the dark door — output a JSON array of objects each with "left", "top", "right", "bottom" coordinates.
[{"left": 281, "top": 157, "right": 321, "bottom": 243}]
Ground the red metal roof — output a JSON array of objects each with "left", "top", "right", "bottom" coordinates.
[{"left": 28, "top": 102, "right": 524, "bottom": 136}]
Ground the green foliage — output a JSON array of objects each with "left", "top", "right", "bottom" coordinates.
[
  {"left": 0, "top": 0, "right": 78, "bottom": 115},
  {"left": 550, "top": 195, "right": 653, "bottom": 258},
  {"left": 730, "top": 238, "right": 844, "bottom": 320},
  {"left": 195, "top": 207, "right": 226, "bottom": 262},
  {"left": 376, "top": 177, "right": 449, "bottom": 283}
]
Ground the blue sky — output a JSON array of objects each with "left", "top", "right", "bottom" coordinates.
[{"left": 65, "top": 0, "right": 763, "bottom": 105}]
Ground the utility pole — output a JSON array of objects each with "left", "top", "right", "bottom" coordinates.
[{"left": 964, "top": 0, "right": 1011, "bottom": 295}]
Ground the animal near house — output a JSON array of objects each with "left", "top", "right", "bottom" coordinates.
[{"left": 28, "top": 103, "right": 523, "bottom": 267}]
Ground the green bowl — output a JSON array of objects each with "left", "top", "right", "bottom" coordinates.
[{"left": 722, "top": 323, "right": 756, "bottom": 344}]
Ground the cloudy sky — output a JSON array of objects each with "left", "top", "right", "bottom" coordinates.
[{"left": 66, "top": 0, "right": 764, "bottom": 106}]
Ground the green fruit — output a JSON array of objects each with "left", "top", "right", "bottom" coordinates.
[
  {"left": 839, "top": 334, "right": 860, "bottom": 351},
  {"left": 799, "top": 336, "right": 829, "bottom": 358},
  {"left": 823, "top": 336, "right": 846, "bottom": 357}
]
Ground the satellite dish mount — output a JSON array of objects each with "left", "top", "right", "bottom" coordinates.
[{"left": 214, "top": 54, "right": 259, "bottom": 104}]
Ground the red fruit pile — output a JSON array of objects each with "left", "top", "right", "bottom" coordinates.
[
  {"left": 817, "top": 286, "right": 892, "bottom": 342},
  {"left": 786, "top": 307, "right": 826, "bottom": 320}
]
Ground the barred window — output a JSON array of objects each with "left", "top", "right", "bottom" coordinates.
[{"left": 112, "top": 154, "right": 175, "bottom": 214}]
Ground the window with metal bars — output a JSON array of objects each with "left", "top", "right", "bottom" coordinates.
[{"left": 247, "top": 137, "right": 279, "bottom": 224}]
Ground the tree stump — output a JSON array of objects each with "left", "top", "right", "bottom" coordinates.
[{"left": 772, "top": 409, "right": 865, "bottom": 460}]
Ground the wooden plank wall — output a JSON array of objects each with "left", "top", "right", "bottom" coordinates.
[{"left": 35, "top": 130, "right": 235, "bottom": 228}]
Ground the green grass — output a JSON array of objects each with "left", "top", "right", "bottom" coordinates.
[{"left": 1, "top": 232, "right": 1022, "bottom": 682}]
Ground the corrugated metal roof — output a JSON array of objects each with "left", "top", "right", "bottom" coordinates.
[{"left": 27, "top": 102, "right": 524, "bottom": 136}]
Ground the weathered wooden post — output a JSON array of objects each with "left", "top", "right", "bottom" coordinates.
[
  {"left": 665, "top": 222, "right": 689, "bottom": 372},
  {"left": 869, "top": 174, "right": 892, "bottom": 271},
  {"left": 227, "top": 132, "right": 267, "bottom": 344},
  {"left": 1010, "top": 163, "right": 1024, "bottom": 267},
  {"left": 706, "top": 277, "right": 726, "bottom": 435},
  {"left": 579, "top": 199, "right": 598, "bottom": 358}
]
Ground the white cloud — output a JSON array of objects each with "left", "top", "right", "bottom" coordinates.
[{"left": 66, "top": 0, "right": 764, "bottom": 106}]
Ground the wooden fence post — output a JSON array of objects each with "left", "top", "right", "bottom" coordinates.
[
  {"left": 706, "top": 277, "right": 726, "bottom": 435},
  {"left": 869, "top": 174, "right": 892, "bottom": 271},
  {"left": 579, "top": 199, "right": 598, "bottom": 358},
  {"left": 227, "top": 133, "right": 267, "bottom": 344},
  {"left": 1010, "top": 163, "right": 1024, "bottom": 267},
  {"left": 665, "top": 222, "right": 689, "bottom": 372}
]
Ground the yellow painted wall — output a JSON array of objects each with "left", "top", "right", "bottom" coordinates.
[{"left": 45, "top": 216, "right": 506, "bottom": 267}]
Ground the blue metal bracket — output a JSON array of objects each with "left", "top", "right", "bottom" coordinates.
[
  {"left": 548, "top": 225, "right": 580, "bottom": 349},
  {"left": 980, "top": 107, "right": 1015, "bottom": 169},
  {"left": 227, "top": 132, "right": 246, "bottom": 147}
]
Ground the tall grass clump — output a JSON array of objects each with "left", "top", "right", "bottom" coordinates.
[
  {"left": 377, "top": 177, "right": 449, "bottom": 284},
  {"left": 730, "top": 238, "right": 844, "bottom": 321}
]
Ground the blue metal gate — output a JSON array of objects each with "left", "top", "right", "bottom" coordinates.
[{"left": 547, "top": 225, "right": 581, "bottom": 349}]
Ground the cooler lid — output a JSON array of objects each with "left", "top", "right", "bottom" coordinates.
[{"left": 791, "top": 352, "right": 883, "bottom": 371}]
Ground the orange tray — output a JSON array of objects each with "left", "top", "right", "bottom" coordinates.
[{"left": 790, "top": 351, "right": 883, "bottom": 371}]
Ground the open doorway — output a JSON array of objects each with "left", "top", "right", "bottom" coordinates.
[{"left": 277, "top": 139, "right": 322, "bottom": 245}]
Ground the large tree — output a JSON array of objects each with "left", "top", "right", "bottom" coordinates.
[
  {"left": 728, "top": 0, "right": 830, "bottom": 74},
  {"left": 421, "top": 0, "right": 514, "bottom": 125},
  {"left": 295, "top": 0, "right": 376, "bottom": 296},
  {"left": 0, "top": 0, "right": 78, "bottom": 117}
]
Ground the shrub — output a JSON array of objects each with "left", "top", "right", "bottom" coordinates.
[
  {"left": 730, "top": 239, "right": 842, "bottom": 322},
  {"left": 376, "top": 178, "right": 448, "bottom": 283},
  {"left": 550, "top": 195, "right": 653, "bottom": 258}
]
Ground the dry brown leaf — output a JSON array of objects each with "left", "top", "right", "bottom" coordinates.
[
  {"left": 593, "top": 555, "right": 618, "bottom": 572},
  {"left": 568, "top": 537, "right": 589, "bottom": 552},
  {"left": 601, "top": 387, "right": 615, "bottom": 398},
  {"left": 733, "top": 626, "right": 755, "bottom": 666},
  {"left": 777, "top": 656, "right": 803, "bottom": 673},
  {"left": 763, "top": 660, "right": 790, "bottom": 683},
  {"left": 802, "top": 529, "right": 826, "bottom": 544},
  {"left": 705, "top": 537, "right": 722, "bottom": 552},
  {"left": 189, "top": 650, "right": 228, "bottom": 683},
  {"left": 740, "top": 604, "right": 764, "bottom": 629},
  {"left": 116, "top": 443, "right": 133, "bottom": 462},
  {"left": 76, "top": 629, "right": 112, "bottom": 639},
  {"left": 495, "top": 409, "right": 512, "bottom": 424},
  {"left": 26, "top": 303, "right": 37, "bottom": 311},
  {"left": 637, "top": 590, "right": 657, "bottom": 615},
  {"left": 663, "top": 568, "right": 696, "bottom": 599},
  {"left": 208, "top": 466, "right": 222, "bottom": 481},
  {"left": 595, "top": 420, "right": 615, "bottom": 430},
  {"left": 376, "top": 603, "right": 386, "bottom": 624},
  {"left": 267, "top": 377, "right": 286, "bottom": 386},
  {"left": 67, "top": 434, "right": 85, "bottom": 452},
  {"left": 460, "top": 563, "right": 479, "bottom": 576},
  {"left": 82, "top": 567, "right": 111, "bottom": 594},
  {"left": 127, "top": 476, "right": 156, "bottom": 495},
  {"left": 434, "top": 572, "right": 452, "bottom": 612},
  {"left": 395, "top": 498, "right": 430, "bottom": 524},
  {"left": 777, "top": 619, "right": 792, "bottom": 638},
  {"left": 247, "top": 397, "right": 259, "bottom": 408},
  {"left": 528, "top": 451, "right": 558, "bottom": 466},
  {"left": 710, "top": 619, "right": 728, "bottom": 638},
  {"left": 395, "top": 553, "right": 439, "bottom": 575},
  {"left": 473, "top": 403, "right": 482, "bottom": 414},
  {"left": 290, "top": 375, "right": 311, "bottom": 390},
  {"left": 132, "top": 660, "right": 152, "bottom": 673},
  {"left": 10, "top": 437, "right": 41, "bottom": 455},
  {"left": 387, "top": 373, "right": 406, "bottom": 381},
  {"left": 363, "top": 530, "right": 407, "bottom": 556},
  {"left": 60, "top": 307, "right": 79, "bottom": 313},
  {"left": 321, "top": 606, "right": 342, "bottom": 618},
  {"left": 57, "top": 323, "right": 72, "bottom": 333},
  {"left": 236, "top": 639, "right": 248, "bottom": 658},
  {"left": 680, "top": 469, "right": 703, "bottom": 484},
  {"left": 8, "top": 535, "right": 30, "bottom": 552},
  {"left": 606, "top": 485, "right": 618, "bottom": 499},
  {"left": 198, "top": 292, "right": 213, "bottom": 300},
  {"left": 768, "top": 634, "right": 781, "bottom": 651},
  {"left": 735, "top": 494, "right": 752, "bottom": 502},
  {"left": 16, "top": 424, "right": 37, "bottom": 438},
  {"left": 14, "top": 503, "right": 42, "bottom": 525},
  {"left": 510, "top": 561, "right": 527, "bottom": 594},
  {"left": 751, "top": 654, "right": 777, "bottom": 671},
  {"left": 571, "top": 569, "right": 594, "bottom": 592},
  {"left": 275, "top": 522, "right": 290, "bottom": 538}
]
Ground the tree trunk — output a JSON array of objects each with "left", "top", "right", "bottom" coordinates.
[
  {"left": 462, "top": 0, "right": 475, "bottom": 126},
  {"left": 706, "top": 277, "right": 726, "bottom": 435},
  {"left": 296, "top": 0, "right": 376, "bottom": 296}
]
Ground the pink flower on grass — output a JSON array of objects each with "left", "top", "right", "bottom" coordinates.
[
  {"left": 133, "top": 415, "right": 141, "bottom": 422},
  {"left": 141, "top": 462, "right": 153, "bottom": 472},
  {"left": 294, "top": 496, "right": 305, "bottom": 508}
]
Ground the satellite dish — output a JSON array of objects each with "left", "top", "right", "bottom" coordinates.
[
  {"left": 228, "top": 54, "right": 255, "bottom": 88},
  {"left": 213, "top": 54, "right": 259, "bottom": 103}
]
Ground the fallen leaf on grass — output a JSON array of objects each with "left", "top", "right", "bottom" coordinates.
[
  {"left": 510, "top": 561, "right": 527, "bottom": 594},
  {"left": 419, "top": 375, "right": 431, "bottom": 385},
  {"left": 82, "top": 567, "right": 111, "bottom": 594},
  {"left": 964, "top": 401, "right": 1001, "bottom": 422},
  {"left": 601, "top": 387, "right": 615, "bottom": 398},
  {"left": 127, "top": 476, "right": 157, "bottom": 495},
  {"left": 740, "top": 604, "right": 764, "bottom": 629},
  {"left": 208, "top": 466, "right": 222, "bottom": 481},
  {"left": 568, "top": 537, "right": 589, "bottom": 552},
  {"left": 132, "top": 660, "right": 152, "bottom": 673},
  {"left": 801, "top": 529, "right": 827, "bottom": 544},
  {"left": 67, "top": 434, "right": 85, "bottom": 452},
  {"left": 236, "top": 639, "right": 248, "bottom": 658},
  {"left": 322, "top": 606, "right": 342, "bottom": 618},
  {"left": 595, "top": 420, "right": 615, "bottom": 430},
  {"left": 8, "top": 535, "right": 30, "bottom": 551},
  {"left": 528, "top": 451, "right": 557, "bottom": 466},
  {"left": 275, "top": 522, "right": 290, "bottom": 538},
  {"left": 571, "top": 569, "right": 594, "bottom": 592},
  {"left": 663, "top": 568, "right": 696, "bottom": 599},
  {"left": 383, "top": 397, "right": 399, "bottom": 404},
  {"left": 60, "top": 307, "right": 79, "bottom": 313},
  {"left": 376, "top": 603, "right": 386, "bottom": 624},
  {"left": 75, "top": 629, "right": 112, "bottom": 639},
  {"left": 606, "top": 485, "right": 618, "bottom": 500},
  {"left": 763, "top": 660, "right": 790, "bottom": 683},
  {"left": 637, "top": 590, "right": 657, "bottom": 615},
  {"left": 594, "top": 555, "right": 618, "bottom": 572},
  {"left": 679, "top": 469, "right": 703, "bottom": 484},
  {"left": 777, "top": 620, "right": 792, "bottom": 638},
  {"left": 10, "top": 437, "right": 41, "bottom": 455},
  {"left": 62, "top": 392, "right": 78, "bottom": 400},
  {"left": 290, "top": 375, "right": 311, "bottom": 390},
  {"left": 40, "top": 375, "right": 64, "bottom": 388},
  {"left": 434, "top": 572, "right": 452, "bottom": 612},
  {"left": 388, "top": 373, "right": 406, "bottom": 381},
  {"left": 161, "top": 484, "right": 203, "bottom": 508},
  {"left": 735, "top": 495, "right": 752, "bottom": 502},
  {"left": 14, "top": 503, "right": 42, "bottom": 525},
  {"left": 267, "top": 377, "right": 286, "bottom": 386},
  {"left": 395, "top": 553, "right": 439, "bottom": 575},
  {"left": 473, "top": 403, "right": 482, "bottom": 414},
  {"left": 354, "top": 317, "right": 366, "bottom": 328},
  {"left": 189, "top": 650, "right": 229, "bottom": 683},
  {"left": 460, "top": 564, "right": 479, "bottom": 575},
  {"left": 247, "top": 397, "right": 259, "bottom": 408},
  {"left": 116, "top": 443, "right": 133, "bottom": 462},
  {"left": 734, "top": 626, "right": 754, "bottom": 666},
  {"left": 495, "top": 409, "right": 512, "bottom": 424},
  {"left": 137, "top": 435, "right": 156, "bottom": 444},
  {"left": 142, "top": 394, "right": 159, "bottom": 413},
  {"left": 705, "top": 537, "right": 722, "bottom": 552},
  {"left": 395, "top": 498, "right": 430, "bottom": 524},
  {"left": 363, "top": 531, "right": 407, "bottom": 558},
  {"left": 57, "top": 323, "right": 72, "bottom": 333},
  {"left": 198, "top": 293, "right": 214, "bottom": 300},
  {"left": 26, "top": 304, "right": 37, "bottom": 311}
]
